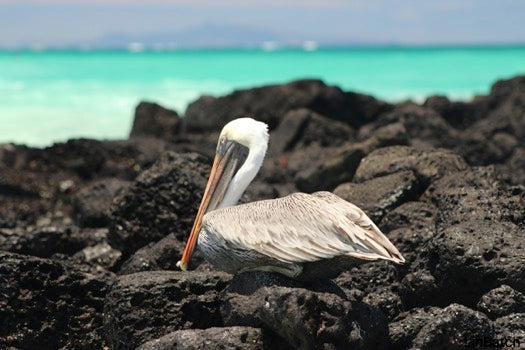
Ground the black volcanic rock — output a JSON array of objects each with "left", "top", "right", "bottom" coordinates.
[
  {"left": 184, "top": 79, "right": 391, "bottom": 131},
  {"left": 360, "top": 102, "right": 461, "bottom": 149},
  {"left": 427, "top": 221, "right": 525, "bottom": 306},
  {"left": 72, "top": 241, "right": 123, "bottom": 271},
  {"left": 477, "top": 285, "right": 525, "bottom": 320},
  {"left": 379, "top": 201, "right": 437, "bottom": 264},
  {"left": 267, "top": 108, "right": 354, "bottom": 157},
  {"left": 455, "top": 130, "right": 518, "bottom": 166},
  {"left": 26, "top": 138, "right": 173, "bottom": 180},
  {"left": 221, "top": 272, "right": 388, "bottom": 350},
  {"left": 136, "top": 327, "right": 268, "bottom": 350},
  {"left": 388, "top": 306, "right": 442, "bottom": 350},
  {"left": 425, "top": 166, "right": 524, "bottom": 230},
  {"left": 0, "top": 164, "right": 79, "bottom": 228},
  {"left": 267, "top": 108, "right": 310, "bottom": 157},
  {"left": 0, "top": 251, "right": 114, "bottom": 349},
  {"left": 108, "top": 151, "right": 209, "bottom": 257},
  {"left": 423, "top": 95, "right": 475, "bottom": 129},
  {"left": 295, "top": 122, "right": 408, "bottom": 192},
  {"left": 119, "top": 233, "right": 207, "bottom": 274},
  {"left": 363, "top": 289, "right": 404, "bottom": 322},
  {"left": 410, "top": 304, "right": 493, "bottom": 350},
  {"left": 0, "top": 225, "right": 107, "bottom": 258},
  {"left": 130, "top": 102, "right": 180, "bottom": 139},
  {"left": 354, "top": 145, "right": 467, "bottom": 185},
  {"left": 103, "top": 271, "right": 231, "bottom": 350},
  {"left": 497, "top": 147, "right": 525, "bottom": 185},
  {"left": 424, "top": 76, "right": 525, "bottom": 131},
  {"left": 333, "top": 170, "right": 420, "bottom": 222},
  {"left": 74, "top": 178, "right": 131, "bottom": 227},
  {"left": 424, "top": 167, "right": 525, "bottom": 306},
  {"left": 399, "top": 270, "right": 443, "bottom": 309},
  {"left": 286, "top": 108, "right": 355, "bottom": 149},
  {"left": 389, "top": 304, "right": 493, "bottom": 350},
  {"left": 494, "top": 313, "right": 525, "bottom": 339},
  {"left": 334, "top": 261, "right": 402, "bottom": 296}
]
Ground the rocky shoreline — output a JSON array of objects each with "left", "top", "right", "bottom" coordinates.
[{"left": 1, "top": 76, "right": 524, "bottom": 349}]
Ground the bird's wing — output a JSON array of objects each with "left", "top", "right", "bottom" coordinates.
[{"left": 202, "top": 191, "right": 405, "bottom": 264}]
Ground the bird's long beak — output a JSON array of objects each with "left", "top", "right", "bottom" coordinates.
[{"left": 177, "top": 149, "right": 238, "bottom": 271}]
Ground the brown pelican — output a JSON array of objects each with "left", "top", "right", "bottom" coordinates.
[{"left": 177, "top": 117, "right": 405, "bottom": 280}]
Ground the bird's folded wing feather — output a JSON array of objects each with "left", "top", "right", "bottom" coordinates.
[{"left": 202, "top": 191, "right": 405, "bottom": 264}]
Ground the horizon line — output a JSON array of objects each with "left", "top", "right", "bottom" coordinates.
[{"left": 2, "top": 42, "right": 525, "bottom": 53}]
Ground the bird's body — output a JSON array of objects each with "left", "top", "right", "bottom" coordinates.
[
  {"left": 198, "top": 191, "right": 404, "bottom": 280},
  {"left": 177, "top": 117, "right": 405, "bottom": 278}
]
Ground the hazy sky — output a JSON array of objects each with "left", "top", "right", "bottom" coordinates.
[{"left": 1, "top": 0, "right": 525, "bottom": 47}]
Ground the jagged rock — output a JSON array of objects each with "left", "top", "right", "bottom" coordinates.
[
  {"left": 423, "top": 168, "right": 525, "bottom": 305},
  {"left": 0, "top": 251, "right": 114, "bottom": 349},
  {"left": 399, "top": 270, "right": 443, "bottom": 309},
  {"left": 263, "top": 143, "right": 340, "bottom": 185},
  {"left": 360, "top": 103, "right": 460, "bottom": 149},
  {"left": 388, "top": 307, "right": 442, "bottom": 350},
  {"left": 457, "top": 131, "right": 518, "bottom": 166},
  {"left": 334, "top": 261, "right": 403, "bottom": 295},
  {"left": 343, "top": 90, "right": 393, "bottom": 127},
  {"left": 267, "top": 109, "right": 310, "bottom": 157},
  {"left": 477, "top": 285, "right": 525, "bottom": 320},
  {"left": 19, "top": 137, "right": 173, "bottom": 181},
  {"left": 423, "top": 95, "right": 475, "bottom": 129},
  {"left": 136, "top": 327, "right": 268, "bottom": 350},
  {"left": 74, "top": 178, "right": 131, "bottom": 227},
  {"left": 221, "top": 272, "right": 388, "bottom": 350},
  {"left": 242, "top": 180, "right": 281, "bottom": 203},
  {"left": 72, "top": 241, "right": 122, "bottom": 271},
  {"left": 494, "top": 313, "right": 525, "bottom": 339},
  {"left": 119, "top": 233, "right": 197, "bottom": 274},
  {"left": 354, "top": 146, "right": 467, "bottom": 185},
  {"left": 427, "top": 220, "right": 525, "bottom": 306},
  {"left": 184, "top": 79, "right": 391, "bottom": 131},
  {"left": 267, "top": 108, "right": 354, "bottom": 157},
  {"left": 496, "top": 147, "right": 525, "bottom": 185},
  {"left": 411, "top": 304, "right": 493, "bottom": 350},
  {"left": 108, "top": 152, "right": 209, "bottom": 257},
  {"left": 380, "top": 201, "right": 437, "bottom": 234},
  {"left": 295, "top": 122, "right": 408, "bottom": 192},
  {"left": 390, "top": 304, "right": 493, "bottom": 350},
  {"left": 0, "top": 166, "right": 79, "bottom": 228},
  {"left": 0, "top": 226, "right": 107, "bottom": 258},
  {"left": 425, "top": 166, "right": 524, "bottom": 228},
  {"left": 130, "top": 102, "right": 180, "bottom": 139},
  {"left": 379, "top": 201, "right": 438, "bottom": 264},
  {"left": 480, "top": 76, "right": 525, "bottom": 140},
  {"left": 333, "top": 170, "right": 420, "bottom": 222},
  {"left": 104, "top": 271, "right": 231, "bottom": 350},
  {"left": 363, "top": 289, "right": 403, "bottom": 321},
  {"left": 424, "top": 76, "right": 525, "bottom": 131}
]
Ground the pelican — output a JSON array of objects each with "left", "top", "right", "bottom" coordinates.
[{"left": 177, "top": 117, "right": 405, "bottom": 280}]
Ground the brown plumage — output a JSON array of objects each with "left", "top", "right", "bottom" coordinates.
[{"left": 198, "top": 191, "right": 404, "bottom": 280}]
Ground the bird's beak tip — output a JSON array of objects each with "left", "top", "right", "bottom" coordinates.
[{"left": 176, "top": 260, "right": 187, "bottom": 271}]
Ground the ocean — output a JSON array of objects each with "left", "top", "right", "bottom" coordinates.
[{"left": 1, "top": 46, "right": 525, "bottom": 147}]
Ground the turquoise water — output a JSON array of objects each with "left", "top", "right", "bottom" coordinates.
[{"left": 2, "top": 47, "right": 525, "bottom": 146}]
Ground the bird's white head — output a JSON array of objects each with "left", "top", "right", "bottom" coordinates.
[
  {"left": 177, "top": 117, "right": 269, "bottom": 271},
  {"left": 218, "top": 117, "right": 269, "bottom": 154}
]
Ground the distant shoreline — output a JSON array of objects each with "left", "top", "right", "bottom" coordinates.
[{"left": 2, "top": 43, "right": 525, "bottom": 53}]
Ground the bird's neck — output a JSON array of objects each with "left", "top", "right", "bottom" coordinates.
[{"left": 218, "top": 143, "right": 266, "bottom": 209}]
